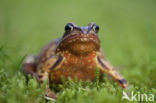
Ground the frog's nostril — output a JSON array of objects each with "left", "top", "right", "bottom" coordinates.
[
  {"left": 80, "top": 27, "right": 89, "bottom": 34},
  {"left": 83, "top": 30, "right": 88, "bottom": 34}
]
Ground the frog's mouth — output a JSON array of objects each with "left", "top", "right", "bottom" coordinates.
[{"left": 57, "top": 33, "right": 100, "bottom": 55}]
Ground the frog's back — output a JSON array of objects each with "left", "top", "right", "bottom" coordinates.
[{"left": 37, "top": 38, "right": 61, "bottom": 65}]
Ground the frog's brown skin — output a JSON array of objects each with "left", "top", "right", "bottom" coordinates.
[{"left": 22, "top": 22, "right": 128, "bottom": 99}]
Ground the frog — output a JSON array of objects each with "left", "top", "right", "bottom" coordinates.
[{"left": 22, "top": 22, "right": 128, "bottom": 100}]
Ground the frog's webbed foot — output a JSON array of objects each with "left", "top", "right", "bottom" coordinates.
[
  {"left": 22, "top": 55, "right": 37, "bottom": 77},
  {"left": 96, "top": 53, "right": 128, "bottom": 88}
]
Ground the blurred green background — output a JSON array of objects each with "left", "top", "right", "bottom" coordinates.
[{"left": 0, "top": 0, "right": 156, "bottom": 103}]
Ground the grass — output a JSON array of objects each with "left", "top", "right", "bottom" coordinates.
[{"left": 0, "top": 0, "right": 156, "bottom": 103}]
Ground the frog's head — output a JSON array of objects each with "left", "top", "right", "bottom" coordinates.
[{"left": 56, "top": 22, "right": 100, "bottom": 55}]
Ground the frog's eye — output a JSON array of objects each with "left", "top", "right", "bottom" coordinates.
[
  {"left": 88, "top": 22, "right": 99, "bottom": 33},
  {"left": 92, "top": 24, "right": 99, "bottom": 33},
  {"left": 65, "top": 23, "right": 75, "bottom": 33}
]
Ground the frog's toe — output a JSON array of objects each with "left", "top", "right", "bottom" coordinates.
[
  {"left": 22, "top": 55, "right": 37, "bottom": 76},
  {"left": 45, "top": 88, "right": 57, "bottom": 101}
]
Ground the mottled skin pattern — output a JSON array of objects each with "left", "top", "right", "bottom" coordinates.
[{"left": 22, "top": 22, "right": 128, "bottom": 99}]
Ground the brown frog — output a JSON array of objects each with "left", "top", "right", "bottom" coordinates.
[{"left": 22, "top": 22, "right": 128, "bottom": 100}]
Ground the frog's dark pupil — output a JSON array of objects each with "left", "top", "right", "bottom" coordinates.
[
  {"left": 95, "top": 25, "right": 99, "bottom": 31},
  {"left": 93, "top": 25, "right": 99, "bottom": 33},
  {"left": 65, "top": 25, "right": 72, "bottom": 32}
]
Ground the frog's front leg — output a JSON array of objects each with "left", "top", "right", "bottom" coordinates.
[
  {"left": 95, "top": 54, "right": 128, "bottom": 88},
  {"left": 37, "top": 70, "right": 56, "bottom": 100},
  {"left": 37, "top": 55, "right": 63, "bottom": 100}
]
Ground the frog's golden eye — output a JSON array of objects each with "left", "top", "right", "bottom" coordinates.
[
  {"left": 92, "top": 24, "right": 99, "bottom": 33},
  {"left": 65, "top": 23, "right": 74, "bottom": 33}
]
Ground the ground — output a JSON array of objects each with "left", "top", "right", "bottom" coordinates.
[{"left": 0, "top": 0, "right": 156, "bottom": 103}]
